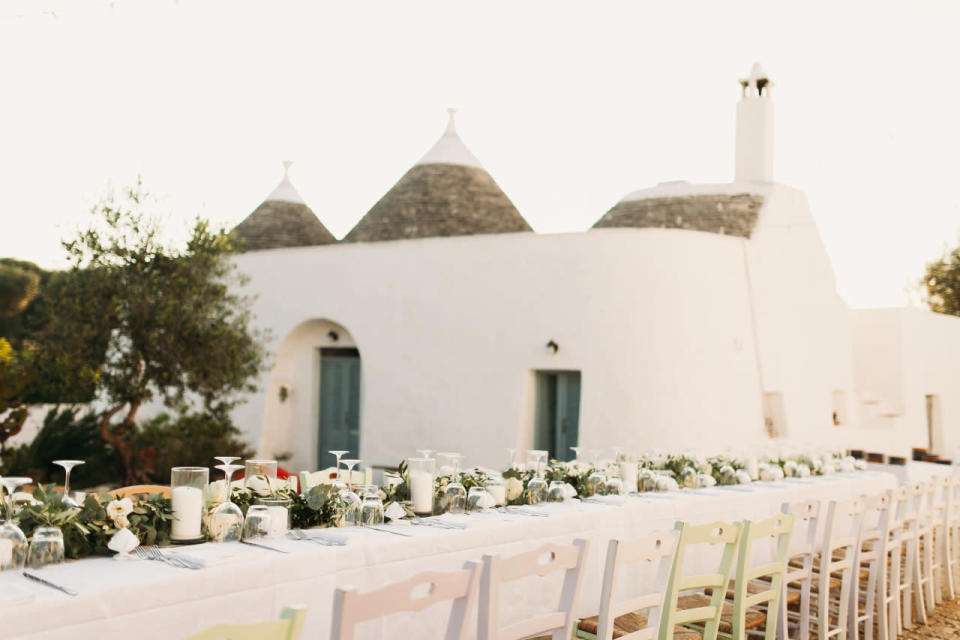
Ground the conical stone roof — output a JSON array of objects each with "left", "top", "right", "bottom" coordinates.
[
  {"left": 593, "top": 183, "right": 765, "bottom": 239},
  {"left": 232, "top": 162, "right": 337, "bottom": 251},
  {"left": 342, "top": 110, "right": 531, "bottom": 243}
]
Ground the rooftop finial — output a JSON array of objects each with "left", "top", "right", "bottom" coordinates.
[
  {"left": 445, "top": 107, "right": 458, "bottom": 135},
  {"left": 739, "top": 62, "right": 772, "bottom": 98},
  {"left": 282, "top": 160, "right": 293, "bottom": 176}
]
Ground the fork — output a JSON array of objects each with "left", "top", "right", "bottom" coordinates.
[
  {"left": 150, "top": 545, "right": 201, "bottom": 569},
  {"left": 289, "top": 529, "right": 345, "bottom": 546}
]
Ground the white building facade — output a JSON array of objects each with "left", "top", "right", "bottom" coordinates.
[{"left": 227, "top": 66, "right": 960, "bottom": 473}]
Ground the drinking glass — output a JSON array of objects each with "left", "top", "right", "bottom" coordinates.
[
  {"left": 242, "top": 506, "right": 272, "bottom": 540},
  {"left": 526, "top": 454, "right": 547, "bottom": 505},
  {"left": 329, "top": 451, "right": 348, "bottom": 486},
  {"left": 603, "top": 472, "right": 624, "bottom": 496},
  {"left": 0, "top": 476, "right": 31, "bottom": 571},
  {"left": 26, "top": 527, "right": 64, "bottom": 569},
  {"left": 208, "top": 464, "right": 244, "bottom": 543},
  {"left": 416, "top": 449, "right": 435, "bottom": 460},
  {"left": 586, "top": 455, "right": 606, "bottom": 497},
  {"left": 244, "top": 459, "right": 277, "bottom": 493},
  {"left": 442, "top": 454, "right": 466, "bottom": 514},
  {"left": 360, "top": 486, "right": 384, "bottom": 525},
  {"left": 466, "top": 486, "right": 488, "bottom": 513},
  {"left": 340, "top": 459, "right": 362, "bottom": 525},
  {"left": 506, "top": 448, "right": 517, "bottom": 470},
  {"left": 547, "top": 481, "right": 567, "bottom": 503},
  {"left": 254, "top": 496, "right": 291, "bottom": 537},
  {"left": 53, "top": 460, "right": 84, "bottom": 508},
  {"left": 214, "top": 456, "right": 240, "bottom": 466}
]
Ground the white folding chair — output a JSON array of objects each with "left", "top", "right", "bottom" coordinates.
[
  {"left": 778, "top": 499, "right": 821, "bottom": 640},
  {"left": 879, "top": 487, "right": 908, "bottom": 640},
  {"left": 574, "top": 531, "right": 678, "bottom": 640},
  {"left": 331, "top": 563, "right": 480, "bottom": 640},
  {"left": 931, "top": 476, "right": 955, "bottom": 603},
  {"left": 810, "top": 497, "right": 865, "bottom": 640},
  {"left": 900, "top": 482, "right": 930, "bottom": 628},
  {"left": 849, "top": 493, "right": 890, "bottom": 640},
  {"left": 478, "top": 539, "right": 590, "bottom": 640}
]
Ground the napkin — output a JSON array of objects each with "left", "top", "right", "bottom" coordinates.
[
  {"left": 384, "top": 501, "right": 406, "bottom": 522},
  {"left": 167, "top": 543, "right": 259, "bottom": 568},
  {"left": 562, "top": 483, "right": 578, "bottom": 499},
  {"left": 108, "top": 528, "right": 139, "bottom": 558}
]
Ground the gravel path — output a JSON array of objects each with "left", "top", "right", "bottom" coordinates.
[{"left": 902, "top": 599, "right": 960, "bottom": 640}]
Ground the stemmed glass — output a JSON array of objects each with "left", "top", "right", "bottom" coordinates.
[
  {"left": 53, "top": 460, "right": 84, "bottom": 508},
  {"left": 208, "top": 464, "right": 244, "bottom": 542},
  {"left": 443, "top": 454, "right": 466, "bottom": 514},
  {"left": 526, "top": 451, "right": 548, "bottom": 504},
  {"left": 587, "top": 450, "right": 606, "bottom": 497},
  {"left": 0, "top": 476, "right": 31, "bottom": 570},
  {"left": 340, "top": 459, "right": 362, "bottom": 525},
  {"left": 214, "top": 456, "right": 240, "bottom": 492},
  {"left": 506, "top": 448, "right": 517, "bottom": 470},
  {"left": 329, "top": 451, "right": 348, "bottom": 486},
  {"left": 417, "top": 449, "right": 435, "bottom": 460}
]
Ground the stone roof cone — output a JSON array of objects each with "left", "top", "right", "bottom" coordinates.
[
  {"left": 232, "top": 161, "right": 337, "bottom": 251},
  {"left": 342, "top": 109, "right": 532, "bottom": 243}
]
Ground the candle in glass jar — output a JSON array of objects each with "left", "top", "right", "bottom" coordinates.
[
  {"left": 171, "top": 486, "right": 203, "bottom": 540},
  {"left": 409, "top": 470, "right": 434, "bottom": 514},
  {"left": 619, "top": 462, "right": 638, "bottom": 493}
]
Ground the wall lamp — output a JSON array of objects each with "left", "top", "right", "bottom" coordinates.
[
  {"left": 546, "top": 340, "right": 559, "bottom": 354},
  {"left": 327, "top": 330, "right": 339, "bottom": 342}
]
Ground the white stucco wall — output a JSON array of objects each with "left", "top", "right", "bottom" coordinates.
[{"left": 232, "top": 229, "right": 767, "bottom": 472}]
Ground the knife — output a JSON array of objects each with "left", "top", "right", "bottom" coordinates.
[
  {"left": 23, "top": 571, "right": 78, "bottom": 596},
  {"left": 362, "top": 525, "right": 413, "bottom": 537},
  {"left": 240, "top": 539, "right": 290, "bottom": 554}
]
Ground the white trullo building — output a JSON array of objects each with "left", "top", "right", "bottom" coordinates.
[{"left": 228, "top": 65, "right": 960, "bottom": 474}]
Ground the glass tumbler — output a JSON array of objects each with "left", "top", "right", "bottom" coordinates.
[
  {"left": 242, "top": 506, "right": 273, "bottom": 540},
  {"left": 466, "top": 486, "right": 488, "bottom": 513},
  {"left": 244, "top": 459, "right": 278, "bottom": 493},
  {"left": 253, "top": 496, "right": 291, "bottom": 537},
  {"left": 27, "top": 527, "right": 64, "bottom": 569},
  {"left": 361, "top": 487, "right": 384, "bottom": 525},
  {"left": 171, "top": 467, "right": 209, "bottom": 543},
  {"left": 547, "top": 481, "right": 567, "bottom": 503}
]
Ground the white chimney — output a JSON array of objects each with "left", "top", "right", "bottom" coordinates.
[{"left": 735, "top": 63, "right": 774, "bottom": 183}]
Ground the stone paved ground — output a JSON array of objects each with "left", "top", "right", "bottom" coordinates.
[{"left": 902, "top": 599, "right": 960, "bottom": 640}]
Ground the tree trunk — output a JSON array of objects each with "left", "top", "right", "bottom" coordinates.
[{"left": 100, "top": 402, "right": 148, "bottom": 485}]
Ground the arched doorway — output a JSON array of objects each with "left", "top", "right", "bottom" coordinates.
[{"left": 317, "top": 346, "right": 362, "bottom": 468}]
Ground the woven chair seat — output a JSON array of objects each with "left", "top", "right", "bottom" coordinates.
[
  {"left": 678, "top": 593, "right": 766, "bottom": 633},
  {"left": 576, "top": 612, "right": 703, "bottom": 639}
]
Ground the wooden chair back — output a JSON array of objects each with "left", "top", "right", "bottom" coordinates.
[
  {"left": 332, "top": 563, "right": 480, "bottom": 640},
  {"left": 778, "top": 499, "right": 822, "bottom": 640},
  {"left": 187, "top": 606, "right": 306, "bottom": 640},
  {"left": 659, "top": 520, "right": 742, "bottom": 640},
  {"left": 110, "top": 484, "right": 172, "bottom": 499},
  {"left": 478, "top": 539, "right": 590, "bottom": 640},
  {"left": 732, "top": 514, "right": 794, "bottom": 640},
  {"left": 849, "top": 493, "right": 891, "bottom": 640},
  {"left": 818, "top": 498, "right": 865, "bottom": 640},
  {"left": 591, "top": 531, "right": 679, "bottom": 640}
]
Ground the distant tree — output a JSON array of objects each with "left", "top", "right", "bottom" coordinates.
[
  {"left": 921, "top": 243, "right": 960, "bottom": 317},
  {"left": 47, "top": 182, "right": 265, "bottom": 483},
  {"left": 0, "top": 260, "right": 42, "bottom": 319},
  {"left": 0, "top": 338, "right": 31, "bottom": 453}
]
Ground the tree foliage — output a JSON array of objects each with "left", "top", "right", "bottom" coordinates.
[
  {"left": 0, "top": 259, "right": 42, "bottom": 319},
  {"left": 47, "top": 182, "right": 265, "bottom": 483},
  {"left": 0, "top": 338, "right": 31, "bottom": 452},
  {"left": 921, "top": 243, "right": 960, "bottom": 316}
]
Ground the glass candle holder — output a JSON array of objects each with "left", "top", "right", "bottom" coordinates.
[
  {"left": 171, "top": 467, "right": 208, "bottom": 543},
  {"left": 253, "top": 496, "right": 291, "bottom": 537},
  {"left": 244, "top": 459, "right": 278, "bottom": 493},
  {"left": 486, "top": 476, "right": 506, "bottom": 506},
  {"left": 619, "top": 459, "right": 638, "bottom": 494},
  {"left": 407, "top": 457, "right": 435, "bottom": 515}
]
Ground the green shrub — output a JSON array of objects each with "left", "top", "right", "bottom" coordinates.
[
  {"left": 1, "top": 407, "right": 121, "bottom": 488},
  {"left": 131, "top": 407, "right": 255, "bottom": 483}
]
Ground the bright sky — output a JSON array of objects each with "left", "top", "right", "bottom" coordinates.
[{"left": 2, "top": 0, "right": 958, "bottom": 308}]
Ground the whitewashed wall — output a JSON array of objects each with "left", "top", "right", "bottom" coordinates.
[{"left": 232, "top": 229, "right": 766, "bottom": 472}]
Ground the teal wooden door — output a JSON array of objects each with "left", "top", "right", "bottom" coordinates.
[
  {"left": 534, "top": 371, "right": 581, "bottom": 461},
  {"left": 318, "top": 348, "right": 361, "bottom": 469}
]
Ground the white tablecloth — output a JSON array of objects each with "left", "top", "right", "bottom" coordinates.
[
  {"left": 866, "top": 461, "right": 955, "bottom": 485},
  {"left": 1, "top": 472, "right": 896, "bottom": 640}
]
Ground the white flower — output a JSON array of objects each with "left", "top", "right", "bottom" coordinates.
[
  {"left": 839, "top": 457, "right": 856, "bottom": 473},
  {"left": 759, "top": 464, "right": 784, "bottom": 482},
  {"left": 655, "top": 475, "right": 679, "bottom": 492},
  {"left": 107, "top": 497, "right": 133, "bottom": 527},
  {"left": 697, "top": 460, "right": 713, "bottom": 475},
  {"left": 734, "top": 470, "right": 752, "bottom": 485},
  {"left": 505, "top": 477, "right": 524, "bottom": 501},
  {"left": 696, "top": 473, "right": 717, "bottom": 488},
  {"left": 784, "top": 460, "right": 798, "bottom": 477},
  {"left": 796, "top": 463, "right": 811, "bottom": 478},
  {"left": 855, "top": 459, "right": 867, "bottom": 471}
]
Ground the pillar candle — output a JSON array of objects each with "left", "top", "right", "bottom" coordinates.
[
  {"left": 619, "top": 462, "right": 638, "bottom": 494},
  {"left": 171, "top": 486, "right": 203, "bottom": 540},
  {"left": 409, "top": 470, "right": 434, "bottom": 514}
]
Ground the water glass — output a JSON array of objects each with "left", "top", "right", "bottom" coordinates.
[
  {"left": 466, "top": 486, "right": 488, "bottom": 513},
  {"left": 27, "top": 527, "right": 64, "bottom": 569},
  {"left": 244, "top": 459, "right": 278, "bottom": 492},
  {"left": 242, "top": 506, "right": 272, "bottom": 540},
  {"left": 361, "top": 487, "right": 384, "bottom": 525},
  {"left": 547, "top": 481, "right": 567, "bottom": 503},
  {"left": 253, "top": 497, "right": 291, "bottom": 537}
]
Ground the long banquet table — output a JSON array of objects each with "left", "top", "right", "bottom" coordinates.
[{"left": 1, "top": 471, "right": 896, "bottom": 640}]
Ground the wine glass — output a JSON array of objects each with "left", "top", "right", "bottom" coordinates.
[
  {"left": 547, "top": 480, "right": 567, "bottom": 503},
  {"left": 586, "top": 451, "right": 606, "bottom": 497},
  {"left": 27, "top": 527, "right": 64, "bottom": 569},
  {"left": 443, "top": 454, "right": 466, "bottom": 514},
  {"left": 53, "top": 460, "right": 84, "bottom": 508},
  {"left": 466, "top": 486, "right": 489, "bottom": 513},
  {"left": 0, "top": 476, "right": 31, "bottom": 571},
  {"left": 527, "top": 452, "right": 547, "bottom": 504},
  {"left": 208, "top": 464, "right": 244, "bottom": 543},
  {"left": 340, "top": 459, "right": 362, "bottom": 525},
  {"left": 329, "top": 451, "right": 348, "bottom": 486},
  {"left": 604, "top": 467, "right": 624, "bottom": 496},
  {"left": 417, "top": 449, "right": 435, "bottom": 460},
  {"left": 506, "top": 448, "right": 517, "bottom": 470}
]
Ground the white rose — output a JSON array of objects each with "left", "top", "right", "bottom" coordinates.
[
  {"left": 697, "top": 473, "right": 716, "bottom": 488},
  {"left": 796, "top": 464, "right": 811, "bottom": 478},
  {"left": 734, "top": 470, "right": 752, "bottom": 485},
  {"left": 784, "top": 460, "right": 798, "bottom": 477},
  {"left": 505, "top": 477, "right": 523, "bottom": 501},
  {"left": 655, "top": 475, "right": 679, "bottom": 492},
  {"left": 855, "top": 459, "right": 867, "bottom": 471},
  {"left": 112, "top": 514, "right": 130, "bottom": 529},
  {"left": 107, "top": 497, "right": 134, "bottom": 527},
  {"left": 204, "top": 480, "right": 229, "bottom": 506},
  {"left": 839, "top": 458, "right": 856, "bottom": 473}
]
